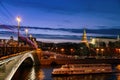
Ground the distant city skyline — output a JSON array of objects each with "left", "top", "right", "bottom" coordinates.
[{"left": 0, "top": 25, "right": 119, "bottom": 43}]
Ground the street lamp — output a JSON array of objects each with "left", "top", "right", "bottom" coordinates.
[
  {"left": 61, "top": 48, "right": 64, "bottom": 54},
  {"left": 29, "top": 34, "right": 32, "bottom": 40},
  {"left": 16, "top": 16, "right": 21, "bottom": 45},
  {"left": 25, "top": 28, "right": 28, "bottom": 38},
  {"left": 118, "top": 49, "right": 120, "bottom": 54},
  {"left": 25, "top": 28, "right": 28, "bottom": 46},
  {"left": 101, "top": 48, "right": 104, "bottom": 57},
  {"left": 70, "top": 48, "right": 74, "bottom": 55},
  {"left": 96, "top": 48, "right": 99, "bottom": 57}
]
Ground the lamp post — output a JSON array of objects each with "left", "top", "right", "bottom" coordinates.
[
  {"left": 16, "top": 16, "right": 21, "bottom": 45},
  {"left": 118, "top": 49, "right": 120, "bottom": 54},
  {"left": 70, "top": 48, "right": 74, "bottom": 55},
  {"left": 101, "top": 48, "right": 104, "bottom": 57},
  {"left": 29, "top": 34, "right": 32, "bottom": 40},
  {"left": 25, "top": 28, "right": 28, "bottom": 46},
  {"left": 25, "top": 28, "right": 28, "bottom": 38},
  {"left": 61, "top": 48, "right": 64, "bottom": 54},
  {"left": 96, "top": 48, "right": 99, "bottom": 57}
]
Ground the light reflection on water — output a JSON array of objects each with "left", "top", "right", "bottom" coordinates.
[
  {"left": 12, "top": 65, "right": 120, "bottom": 80},
  {"left": 52, "top": 74, "right": 117, "bottom": 80}
]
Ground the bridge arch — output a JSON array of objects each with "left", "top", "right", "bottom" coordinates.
[
  {"left": 19, "top": 57, "right": 34, "bottom": 67},
  {"left": 4, "top": 51, "right": 37, "bottom": 80}
]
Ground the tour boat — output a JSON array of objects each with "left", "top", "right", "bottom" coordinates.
[{"left": 52, "top": 64, "right": 113, "bottom": 76}]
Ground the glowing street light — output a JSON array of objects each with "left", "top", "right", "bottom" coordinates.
[
  {"left": 116, "top": 48, "right": 120, "bottom": 54},
  {"left": 96, "top": 48, "right": 99, "bottom": 56},
  {"left": 61, "top": 48, "right": 64, "bottom": 54},
  {"left": 70, "top": 48, "right": 74, "bottom": 55},
  {"left": 70, "top": 48, "right": 74, "bottom": 52},
  {"left": 29, "top": 34, "right": 32, "bottom": 40},
  {"left": 101, "top": 48, "right": 104, "bottom": 57},
  {"left": 16, "top": 16, "right": 21, "bottom": 45},
  {"left": 25, "top": 28, "right": 28, "bottom": 38}
]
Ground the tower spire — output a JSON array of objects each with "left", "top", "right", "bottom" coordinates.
[
  {"left": 81, "top": 28, "right": 87, "bottom": 42},
  {"left": 81, "top": 28, "right": 89, "bottom": 47}
]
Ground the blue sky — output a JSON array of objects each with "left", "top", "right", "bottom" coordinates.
[
  {"left": 0, "top": 0, "right": 120, "bottom": 42},
  {"left": 0, "top": 0, "right": 120, "bottom": 29}
]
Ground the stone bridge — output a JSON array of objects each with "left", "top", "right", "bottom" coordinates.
[{"left": 0, "top": 49, "right": 41, "bottom": 80}]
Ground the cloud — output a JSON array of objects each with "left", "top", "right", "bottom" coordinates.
[
  {"left": 0, "top": 25, "right": 119, "bottom": 41},
  {"left": 19, "top": 26, "right": 120, "bottom": 35},
  {"left": 1, "top": 25, "right": 120, "bottom": 35}
]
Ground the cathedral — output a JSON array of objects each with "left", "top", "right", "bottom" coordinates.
[{"left": 80, "top": 28, "right": 119, "bottom": 47}]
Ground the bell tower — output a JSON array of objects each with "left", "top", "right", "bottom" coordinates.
[
  {"left": 81, "top": 28, "right": 89, "bottom": 47},
  {"left": 81, "top": 29, "right": 87, "bottom": 42}
]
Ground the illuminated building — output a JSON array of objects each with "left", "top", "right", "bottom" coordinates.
[
  {"left": 81, "top": 28, "right": 89, "bottom": 47},
  {"left": 90, "top": 37, "right": 119, "bottom": 47}
]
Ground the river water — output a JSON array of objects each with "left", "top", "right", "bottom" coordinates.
[{"left": 12, "top": 65, "right": 120, "bottom": 80}]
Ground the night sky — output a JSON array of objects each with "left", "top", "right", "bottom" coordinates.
[{"left": 0, "top": 0, "right": 120, "bottom": 42}]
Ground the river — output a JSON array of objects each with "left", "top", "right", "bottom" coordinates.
[{"left": 12, "top": 65, "right": 120, "bottom": 80}]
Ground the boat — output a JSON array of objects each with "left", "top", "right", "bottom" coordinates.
[{"left": 52, "top": 64, "right": 113, "bottom": 76}]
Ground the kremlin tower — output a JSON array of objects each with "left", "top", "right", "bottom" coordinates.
[{"left": 81, "top": 28, "right": 89, "bottom": 47}]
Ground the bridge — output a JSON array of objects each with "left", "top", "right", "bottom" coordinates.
[
  {"left": 0, "top": 48, "right": 120, "bottom": 80},
  {"left": 0, "top": 49, "right": 41, "bottom": 80}
]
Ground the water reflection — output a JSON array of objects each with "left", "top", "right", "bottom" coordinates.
[
  {"left": 116, "top": 73, "right": 120, "bottom": 80},
  {"left": 12, "top": 66, "right": 52, "bottom": 80},
  {"left": 28, "top": 67, "right": 36, "bottom": 80},
  {"left": 26, "top": 66, "right": 45, "bottom": 80},
  {"left": 52, "top": 74, "right": 115, "bottom": 80},
  {"left": 38, "top": 68, "right": 45, "bottom": 79},
  {"left": 12, "top": 65, "right": 120, "bottom": 80}
]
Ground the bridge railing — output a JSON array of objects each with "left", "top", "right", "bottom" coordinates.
[{"left": 0, "top": 46, "right": 34, "bottom": 57}]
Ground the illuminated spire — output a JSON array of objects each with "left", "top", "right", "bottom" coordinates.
[
  {"left": 81, "top": 28, "right": 87, "bottom": 42},
  {"left": 81, "top": 28, "right": 89, "bottom": 47}
]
